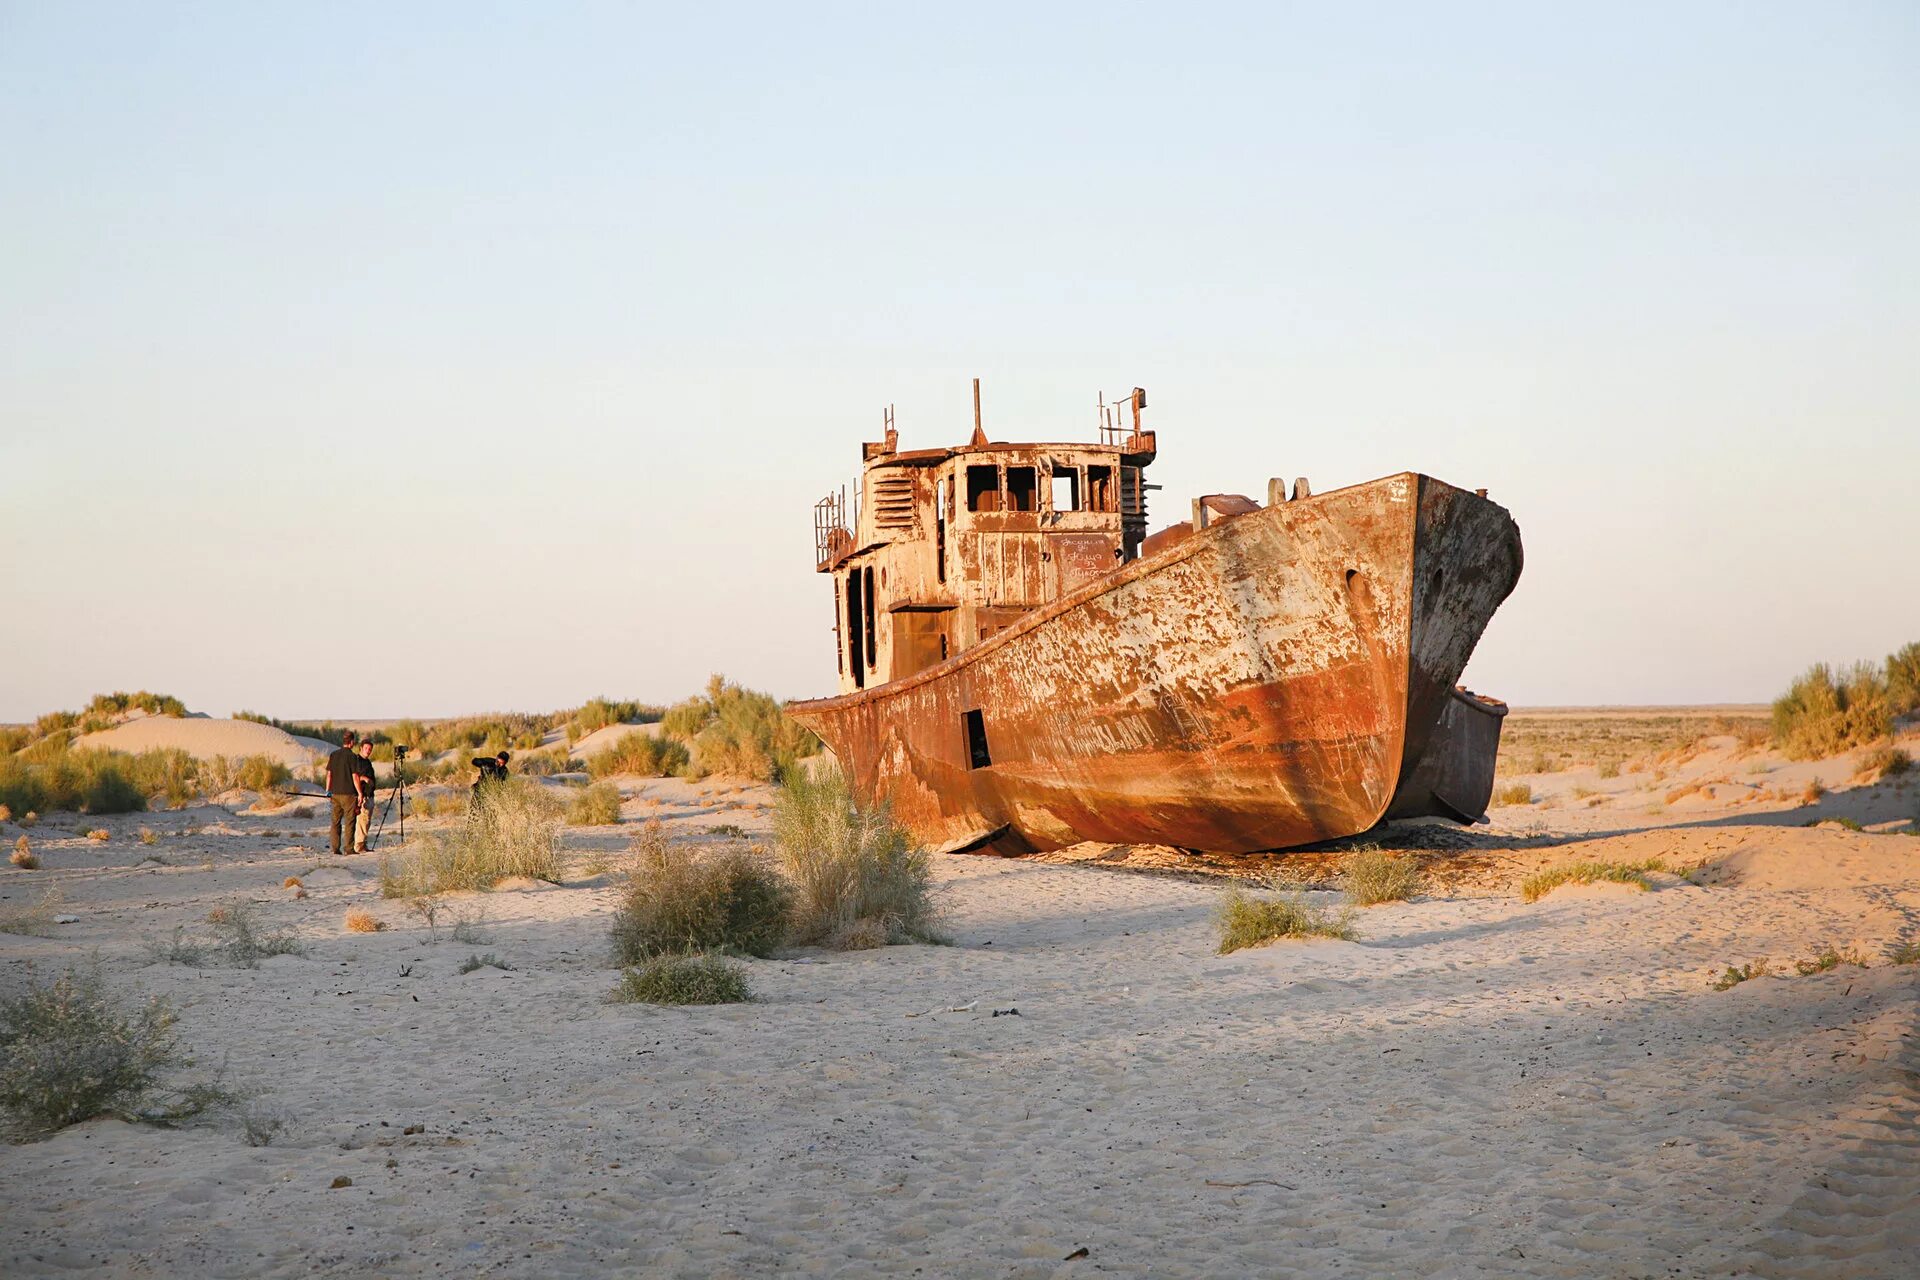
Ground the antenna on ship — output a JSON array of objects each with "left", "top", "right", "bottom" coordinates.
[{"left": 970, "top": 377, "right": 988, "bottom": 446}]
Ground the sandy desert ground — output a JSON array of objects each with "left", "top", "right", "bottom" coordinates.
[{"left": 3, "top": 711, "right": 1919, "bottom": 1278}]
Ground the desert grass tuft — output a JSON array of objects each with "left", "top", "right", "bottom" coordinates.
[
  {"left": 138, "top": 827, "right": 157, "bottom": 846},
  {"left": 457, "top": 952, "right": 512, "bottom": 974},
  {"left": 343, "top": 908, "right": 385, "bottom": 934},
  {"left": 1216, "top": 889, "right": 1357, "bottom": 954},
  {"left": 145, "top": 925, "right": 210, "bottom": 966},
  {"left": 773, "top": 765, "right": 943, "bottom": 948},
  {"left": 609, "top": 821, "right": 791, "bottom": 963},
  {"left": 0, "top": 962, "right": 182, "bottom": 1133},
  {"left": 209, "top": 901, "right": 304, "bottom": 966},
  {"left": 1343, "top": 848, "right": 1422, "bottom": 906},
  {"left": 0, "top": 886, "right": 63, "bottom": 936},
  {"left": 1711, "top": 960, "right": 1771, "bottom": 991},
  {"left": 1491, "top": 782, "right": 1533, "bottom": 807},
  {"left": 613, "top": 954, "right": 750, "bottom": 1006},
  {"left": 1886, "top": 939, "right": 1920, "bottom": 966},
  {"left": 1855, "top": 744, "right": 1911, "bottom": 781},
  {"left": 1794, "top": 944, "right": 1868, "bottom": 975},
  {"left": 566, "top": 782, "right": 623, "bottom": 826},
  {"left": 379, "top": 779, "right": 562, "bottom": 896},
  {"left": 1519, "top": 858, "right": 1665, "bottom": 904}
]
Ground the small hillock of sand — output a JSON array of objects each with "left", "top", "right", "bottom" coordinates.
[
  {"left": 568, "top": 722, "right": 664, "bottom": 758},
  {"left": 72, "top": 717, "right": 330, "bottom": 766}
]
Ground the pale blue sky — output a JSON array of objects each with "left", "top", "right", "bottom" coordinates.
[{"left": 3, "top": 2, "right": 1915, "bottom": 719}]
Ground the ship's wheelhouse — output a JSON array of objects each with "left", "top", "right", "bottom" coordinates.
[{"left": 814, "top": 389, "right": 1156, "bottom": 694}]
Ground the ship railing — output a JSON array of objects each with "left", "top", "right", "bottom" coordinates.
[{"left": 814, "top": 487, "right": 854, "bottom": 570}]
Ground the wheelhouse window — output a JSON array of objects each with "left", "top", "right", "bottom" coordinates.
[
  {"left": 966, "top": 464, "right": 1001, "bottom": 512},
  {"left": 1049, "top": 461, "right": 1080, "bottom": 512},
  {"left": 1006, "top": 466, "right": 1037, "bottom": 512},
  {"left": 1086, "top": 464, "right": 1114, "bottom": 513}
]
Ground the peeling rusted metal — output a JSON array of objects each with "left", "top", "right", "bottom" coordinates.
[{"left": 790, "top": 387, "right": 1523, "bottom": 854}]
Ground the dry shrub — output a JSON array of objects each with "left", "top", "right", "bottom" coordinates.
[
  {"left": 0, "top": 886, "right": 63, "bottom": 936},
  {"left": 11, "top": 837, "right": 37, "bottom": 870},
  {"left": 1519, "top": 858, "right": 1664, "bottom": 903},
  {"left": 1773, "top": 662, "right": 1891, "bottom": 760},
  {"left": 0, "top": 804, "right": 10, "bottom": 823},
  {"left": 1491, "top": 782, "right": 1533, "bottom": 807},
  {"left": 0, "top": 963, "right": 182, "bottom": 1133},
  {"left": 1800, "top": 780, "right": 1826, "bottom": 806},
  {"left": 1855, "top": 745, "right": 1911, "bottom": 781},
  {"left": 282, "top": 876, "right": 302, "bottom": 889},
  {"left": 773, "top": 765, "right": 942, "bottom": 948},
  {"left": 379, "top": 779, "right": 562, "bottom": 896},
  {"left": 1887, "top": 642, "right": 1920, "bottom": 717},
  {"left": 613, "top": 954, "right": 749, "bottom": 1006},
  {"left": 1217, "top": 890, "right": 1357, "bottom": 953},
  {"left": 566, "top": 782, "right": 623, "bottom": 826},
  {"left": 86, "top": 829, "right": 109, "bottom": 843},
  {"left": 343, "top": 908, "right": 385, "bottom": 934},
  {"left": 609, "top": 822, "right": 791, "bottom": 963},
  {"left": 1596, "top": 758, "right": 1621, "bottom": 779},
  {"left": 1344, "top": 848, "right": 1422, "bottom": 905},
  {"left": 138, "top": 828, "right": 157, "bottom": 846},
  {"left": 209, "top": 901, "right": 304, "bottom": 966}
]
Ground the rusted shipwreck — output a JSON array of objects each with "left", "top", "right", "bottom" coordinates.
[{"left": 787, "top": 385, "right": 1523, "bottom": 855}]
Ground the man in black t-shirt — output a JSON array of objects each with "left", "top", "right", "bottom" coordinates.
[
  {"left": 352, "top": 739, "right": 377, "bottom": 853},
  {"left": 325, "top": 730, "right": 361, "bottom": 856}
]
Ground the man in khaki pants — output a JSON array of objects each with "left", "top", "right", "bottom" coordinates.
[
  {"left": 324, "top": 730, "right": 361, "bottom": 856},
  {"left": 353, "top": 739, "right": 377, "bottom": 853}
]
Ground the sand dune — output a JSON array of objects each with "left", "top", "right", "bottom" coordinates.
[
  {"left": 72, "top": 716, "right": 330, "bottom": 767},
  {"left": 568, "top": 721, "right": 665, "bottom": 758}
]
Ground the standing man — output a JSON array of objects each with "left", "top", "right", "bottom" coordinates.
[
  {"left": 352, "top": 739, "right": 377, "bottom": 853},
  {"left": 325, "top": 731, "right": 361, "bottom": 856}
]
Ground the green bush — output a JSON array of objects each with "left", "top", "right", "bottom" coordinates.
[
  {"left": 1773, "top": 662, "right": 1892, "bottom": 760},
  {"left": 380, "top": 778, "right": 562, "bottom": 895},
  {"left": 566, "top": 697, "right": 666, "bottom": 743},
  {"left": 609, "top": 822, "right": 792, "bottom": 962},
  {"left": 235, "top": 755, "right": 292, "bottom": 796},
  {"left": 0, "top": 963, "right": 182, "bottom": 1132},
  {"left": 1519, "top": 858, "right": 1664, "bottom": 903},
  {"left": 773, "top": 764, "right": 942, "bottom": 948},
  {"left": 567, "top": 782, "right": 624, "bottom": 826},
  {"left": 587, "top": 732, "right": 691, "bottom": 780},
  {"left": 1887, "top": 642, "right": 1920, "bottom": 717},
  {"left": 1216, "top": 890, "right": 1357, "bottom": 953},
  {"left": 663, "top": 675, "right": 820, "bottom": 782},
  {"left": 613, "top": 954, "right": 750, "bottom": 1006},
  {"left": 1343, "top": 848, "right": 1422, "bottom": 905}
]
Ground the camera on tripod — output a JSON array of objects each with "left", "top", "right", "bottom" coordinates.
[{"left": 391, "top": 743, "right": 410, "bottom": 759}]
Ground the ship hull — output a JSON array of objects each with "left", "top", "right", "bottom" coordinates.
[{"left": 789, "top": 473, "right": 1522, "bottom": 854}]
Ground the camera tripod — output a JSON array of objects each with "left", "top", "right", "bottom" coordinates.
[{"left": 367, "top": 747, "right": 409, "bottom": 850}]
